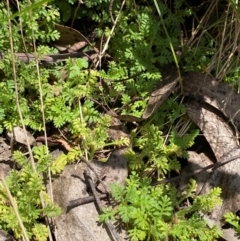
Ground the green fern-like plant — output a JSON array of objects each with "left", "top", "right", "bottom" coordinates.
[
  {"left": 224, "top": 212, "right": 240, "bottom": 235},
  {"left": 100, "top": 172, "right": 222, "bottom": 241},
  {"left": 0, "top": 146, "right": 61, "bottom": 240},
  {"left": 125, "top": 98, "right": 199, "bottom": 178}
]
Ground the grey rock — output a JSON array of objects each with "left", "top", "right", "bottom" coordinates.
[
  {"left": 0, "top": 230, "right": 15, "bottom": 241},
  {"left": 52, "top": 149, "right": 128, "bottom": 241}
]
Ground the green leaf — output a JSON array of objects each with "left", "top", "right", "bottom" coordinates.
[
  {"left": 99, "top": 207, "right": 116, "bottom": 223},
  {"left": 110, "top": 183, "right": 126, "bottom": 201},
  {"left": 51, "top": 153, "right": 68, "bottom": 174},
  {"left": 158, "top": 195, "right": 173, "bottom": 217},
  {"left": 224, "top": 212, "right": 240, "bottom": 231},
  {"left": 32, "top": 224, "right": 48, "bottom": 241},
  {"left": 57, "top": 1, "right": 72, "bottom": 22},
  {"left": 118, "top": 205, "right": 133, "bottom": 223},
  {"left": 128, "top": 227, "right": 146, "bottom": 241},
  {"left": 76, "top": 58, "right": 89, "bottom": 69}
]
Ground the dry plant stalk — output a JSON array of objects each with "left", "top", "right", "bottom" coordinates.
[
  {"left": 7, "top": 0, "right": 54, "bottom": 239},
  {"left": 0, "top": 171, "right": 29, "bottom": 241}
]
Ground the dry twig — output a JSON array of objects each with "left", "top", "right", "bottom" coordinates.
[
  {"left": 152, "top": 153, "right": 240, "bottom": 186},
  {"left": 84, "top": 169, "right": 122, "bottom": 241}
]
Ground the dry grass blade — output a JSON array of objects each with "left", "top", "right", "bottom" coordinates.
[
  {"left": 0, "top": 171, "right": 29, "bottom": 241},
  {"left": 211, "top": 4, "right": 240, "bottom": 80},
  {"left": 185, "top": 1, "right": 240, "bottom": 81},
  {"left": 187, "top": 0, "right": 219, "bottom": 48},
  {"left": 24, "top": 0, "right": 55, "bottom": 239},
  {"left": 8, "top": 0, "right": 55, "bottom": 239},
  {"left": 95, "top": 0, "right": 126, "bottom": 68},
  {"left": 6, "top": 0, "right": 36, "bottom": 170}
]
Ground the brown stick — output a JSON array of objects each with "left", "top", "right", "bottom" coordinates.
[
  {"left": 0, "top": 50, "right": 97, "bottom": 65},
  {"left": 79, "top": 156, "right": 109, "bottom": 195},
  {"left": 84, "top": 169, "right": 122, "bottom": 241},
  {"left": 66, "top": 194, "right": 107, "bottom": 212}
]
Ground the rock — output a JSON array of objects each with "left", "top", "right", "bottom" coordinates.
[
  {"left": 0, "top": 162, "right": 11, "bottom": 177},
  {"left": 52, "top": 149, "right": 128, "bottom": 241},
  {"left": 0, "top": 138, "right": 11, "bottom": 161},
  {"left": 7, "top": 127, "right": 36, "bottom": 146},
  {"left": 221, "top": 227, "right": 240, "bottom": 241},
  {"left": 180, "top": 151, "right": 212, "bottom": 194},
  {"left": 0, "top": 230, "right": 15, "bottom": 241}
]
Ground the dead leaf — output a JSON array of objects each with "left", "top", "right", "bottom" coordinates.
[
  {"left": 182, "top": 71, "right": 240, "bottom": 129},
  {"left": 112, "top": 114, "right": 145, "bottom": 122},
  {"left": 36, "top": 136, "right": 72, "bottom": 150},
  {"left": 142, "top": 67, "right": 179, "bottom": 119},
  {"left": 54, "top": 24, "right": 98, "bottom": 53},
  {"left": 186, "top": 101, "right": 237, "bottom": 159},
  {"left": 105, "top": 67, "right": 180, "bottom": 123}
]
